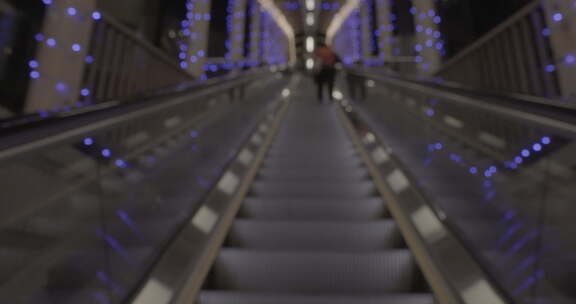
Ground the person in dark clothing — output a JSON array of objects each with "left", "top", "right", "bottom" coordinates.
[{"left": 314, "top": 45, "right": 340, "bottom": 103}]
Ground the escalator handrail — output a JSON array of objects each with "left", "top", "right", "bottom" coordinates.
[
  {"left": 348, "top": 67, "right": 576, "bottom": 136},
  {"left": 0, "top": 68, "right": 277, "bottom": 161}
]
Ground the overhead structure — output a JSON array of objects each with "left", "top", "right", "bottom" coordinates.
[{"left": 258, "top": 0, "right": 297, "bottom": 64}]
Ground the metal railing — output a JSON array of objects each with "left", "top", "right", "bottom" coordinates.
[
  {"left": 350, "top": 68, "right": 576, "bottom": 303},
  {"left": 80, "top": 12, "right": 194, "bottom": 105},
  {"left": 436, "top": 1, "right": 560, "bottom": 98},
  {"left": 0, "top": 70, "right": 287, "bottom": 303}
]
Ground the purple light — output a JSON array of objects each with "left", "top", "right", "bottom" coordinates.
[
  {"left": 46, "top": 38, "right": 56, "bottom": 47},
  {"left": 92, "top": 11, "right": 102, "bottom": 20},
  {"left": 521, "top": 149, "right": 530, "bottom": 157},
  {"left": 469, "top": 167, "right": 478, "bottom": 174},
  {"left": 533, "top": 143, "right": 542, "bottom": 152},
  {"left": 85, "top": 56, "right": 95, "bottom": 64},
  {"left": 72, "top": 43, "right": 81, "bottom": 52},
  {"left": 541, "top": 137, "right": 551, "bottom": 145},
  {"left": 190, "top": 130, "right": 199, "bottom": 138},
  {"left": 30, "top": 71, "right": 40, "bottom": 79},
  {"left": 180, "top": 61, "right": 188, "bottom": 69},
  {"left": 426, "top": 108, "right": 435, "bottom": 117},
  {"left": 80, "top": 88, "right": 91, "bottom": 96},
  {"left": 565, "top": 54, "right": 576, "bottom": 65},
  {"left": 115, "top": 159, "right": 127, "bottom": 168},
  {"left": 67, "top": 7, "right": 77, "bottom": 16},
  {"left": 542, "top": 28, "right": 551, "bottom": 37},
  {"left": 42, "top": 0, "right": 52, "bottom": 4},
  {"left": 35, "top": 33, "right": 45, "bottom": 41},
  {"left": 101, "top": 149, "right": 112, "bottom": 158},
  {"left": 545, "top": 64, "right": 556, "bottom": 72},
  {"left": 434, "top": 142, "right": 443, "bottom": 150},
  {"left": 55, "top": 82, "right": 68, "bottom": 92},
  {"left": 553, "top": 13, "right": 563, "bottom": 22},
  {"left": 83, "top": 137, "right": 94, "bottom": 146},
  {"left": 28, "top": 60, "right": 39, "bottom": 69},
  {"left": 514, "top": 156, "right": 523, "bottom": 164}
]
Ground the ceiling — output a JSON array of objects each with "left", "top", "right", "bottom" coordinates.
[{"left": 274, "top": 0, "right": 345, "bottom": 35}]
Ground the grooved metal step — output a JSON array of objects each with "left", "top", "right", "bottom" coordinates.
[
  {"left": 258, "top": 167, "right": 368, "bottom": 181},
  {"left": 198, "top": 291, "right": 435, "bottom": 304},
  {"left": 200, "top": 97, "right": 431, "bottom": 303},
  {"left": 211, "top": 249, "right": 418, "bottom": 293},
  {"left": 250, "top": 180, "right": 376, "bottom": 198},
  {"left": 239, "top": 197, "right": 387, "bottom": 220},
  {"left": 227, "top": 220, "right": 403, "bottom": 250}
]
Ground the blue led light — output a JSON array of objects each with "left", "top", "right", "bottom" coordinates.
[
  {"left": 67, "top": 7, "right": 77, "bottom": 16},
  {"left": 565, "top": 54, "right": 576, "bottom": 65},
  {"left": 533, "top": 143, "right": 542, "bottom": 152},
  {"left": 81, "top": 88, "right": 91, "bottom": 96},
  {"left": 469, "top": 167, "right": 478, "bottom": 174},
  {"left": 541, "top": 137, "right": 551, "bottom": 145},
  {"left": 101, "top": 149, "right": 112, "bottom": 158},
  {"left": 85, "top": 56, "right": 95, "bottom": 64},
  {"left": 92, "top": 11, "right": 102, "bottom": 20},
  {"left": 434, "top": 142, "right": 443, "bottom": 150},
  {"left": 542, "top": 28, "right": 551, "bottom": 36},
  {"left": 46, "top": 38, "right": 57, "bottom": 47},
  {"left": 545, "top": 64, "right": 556, "bottom": 72},
  {"left": 83, "top": 137, "right": 94, "bottom": 146},
  {"left": 521, "top": 149, "right": 530, "bottom": 157},
  {"left": 42, "top": 0, "right": 52, "bottom": 4},
  {"left": 55, "top": 82, "right": 68, "bottom": 92},
  {"left": 115, "top": 159, "right": 128, "bottom": 168},
  {"left": 35, "top": 33, "right": 45, "bottom": 41},
  {"left": 514, "top": 156, "right": 523, "bottom": 164},
  {"left": 72, "top": 43, "right": 81, "bottom": 52},
  {"left": 553, "top": 13, "right": 563, "bottom": 22},
  {"left": 29, "top": 60, "right": 39, "bottom": 69},
  {"left": 30, "top": 71, "right": 40, "bottom": 79}
]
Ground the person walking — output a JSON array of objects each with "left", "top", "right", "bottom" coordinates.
[{"left": 314, "top": 45, "right": 340, "bottom": 104}]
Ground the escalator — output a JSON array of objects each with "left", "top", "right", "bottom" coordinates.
[{"left": 197, "top": 98, "right": 433, "bottom": 302}]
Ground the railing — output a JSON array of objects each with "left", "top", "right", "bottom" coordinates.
[
  {"left": 350, "top": 68, "right": 576, "bottom": 304},
  {"left": 436, "top": 1, "right": 560, "bottom": 98},
  {"left": 0, "top": 70, "right": 287, "bottom": 303},
  {"left": 80, "top": 12, "right": 194, "bottom": 105}
]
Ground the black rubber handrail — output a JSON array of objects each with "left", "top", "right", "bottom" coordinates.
[
  {"left": 0, "top": 68, "right": 274, "bottom": 155},
  {"left": 349, "top": 67, "right": 576, "bottom": 135}
]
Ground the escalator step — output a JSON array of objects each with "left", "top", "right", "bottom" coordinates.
[
  {"left": 198, "top": 291, "right": 434, "bottom": 304},
  {"left": 227, "top": 220, "right": 403, "bottom": 250},
  {"left": 212, "top": 249, "right": 418, "bottom": 293},
  {"left": 263, "top": 160, "right": 363, "bottom": 172},
  {"left": 240, "top": 197, "right": 387, "bottom": 220},
  {"left": 258, "top": 167, "right": 368, "bottom": 181},
  {"left": 251, "top": 180, "right": 376, "bottom": 198}
]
